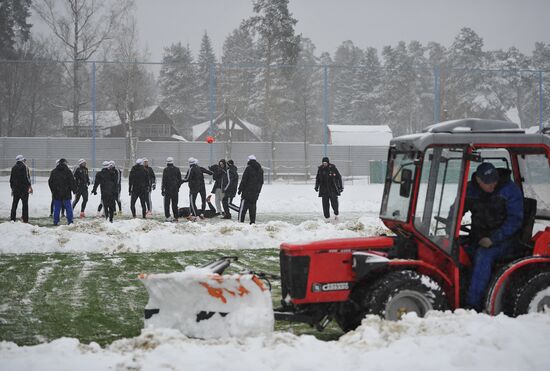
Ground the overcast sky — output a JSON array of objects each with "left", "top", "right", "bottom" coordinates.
[{"left": 33, "top": 0, "right": 550, "bottom": 62}]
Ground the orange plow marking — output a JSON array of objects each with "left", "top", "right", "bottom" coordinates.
[
  {"left": 199, "top": 282, "right": 227, "bottom": 304},
  {"left": 252, "top": 276, "right": 267, "bottom": 291}
]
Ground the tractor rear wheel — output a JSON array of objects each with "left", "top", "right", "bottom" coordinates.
[
  {"left": 363, "top": 270, "right": 448, "bottom": 321},
  {"left": 510, "top": 271, "right": 550, "bottom": 316}
]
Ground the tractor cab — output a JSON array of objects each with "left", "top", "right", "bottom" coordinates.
[{"left": 380, "top": 119, "right": 550, "bottom": 264}]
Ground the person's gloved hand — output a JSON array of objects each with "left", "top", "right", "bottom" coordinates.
[
  {"left": 339, "top": 188, "right": 344, "bottom": 193},
  {"left": 314, "top": 187, "right": 318, "bottom": 192},
  {"left": 129, "top": 191, "right": 132, "bottom": 196},
  {"left": 479, "top": 237, "right": 493, "bottom": 248},
  {"left": 152, "top": 184, "right": 156, "bottom": 190},
  {"left": 161, "top": 191, "right": 165, "bottom": 197},
  {"left": 238, "top": 190, "right": 241, "bottom": 195},
  {"left": 92, "top": 190, "right": 97, "bottom": 195}
]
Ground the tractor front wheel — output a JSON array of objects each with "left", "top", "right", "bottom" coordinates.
[
  {"left": 511, "top": 271, "right": 550, "bottom": 316},
  {"left": 363, "top": 270, "right": 448, "bottom": 321}
]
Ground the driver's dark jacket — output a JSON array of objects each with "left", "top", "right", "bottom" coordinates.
[{"left": 464, "top": 171, "right": 523, "bottom": 245}]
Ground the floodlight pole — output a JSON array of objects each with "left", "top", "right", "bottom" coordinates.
[
  {"left": 323, "top": 65, "right": 328, "bottom": 156},
  {"left": 209, "top": 63, "right": 216, "bottom": 166},
  {"left": 91, "top": 61, "right": 97, "bottom": 180}
]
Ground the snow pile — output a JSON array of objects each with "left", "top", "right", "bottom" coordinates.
[
  {"left": 1, "top": 311, "right": 549, "bottom": 370},
  {"left": 140, "top": 270, "right": 273, "bottom": 339},
  {"left": 0, "top": 215, "right": 386, "bottom": 254}
]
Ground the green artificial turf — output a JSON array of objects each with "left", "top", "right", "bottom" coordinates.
[{"left": 0, "top": 250, "right": 343, "bottom": 346}]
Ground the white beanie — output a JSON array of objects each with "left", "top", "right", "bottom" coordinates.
[
  {"left": 248, "top": 154, "right": 256, "bottom": 161},
  {"left": 102, "top": 161, "right": 110, "bottom": 168},
  {"left": 15, "top": 154, "right": 25, "bottom": 162},
  {"left": 188, "top": 157, "right": 197, "bottom": 165},
  {"left": 142, "top": 157, "right": 149, "bottom": 162},
  {"left": 78, "top": 158, "right": 86, "bottom": 165},
  {"left": 109, "top": 160, "right": 115, "bottom": 166},
  {"left": 166, "top": 157, "right": 174, "bottom": 164},
  {"left": 136, "top": 158, "right": 143, "bottom": 165},
  {"left": 55, "top": 159, "right": 60, "bottom": 166}
]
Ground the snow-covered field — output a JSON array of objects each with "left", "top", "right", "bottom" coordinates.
[
  {"left": 1, "top": 178, "right": 550, "bottom": 370},
  {"left": 0, "top": 178, "right": 387, "bottom": 254},
  {"left": 1, "top": 311, "right": 549, "bottom": 371}
]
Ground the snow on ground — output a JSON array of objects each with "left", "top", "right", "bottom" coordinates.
[
  {"left": 2, "top": 178, "right": 550, "bottom": 370},
  {"left": 0, "top": 178, "right": 387, "bottom": 254},
  {"left": 1, "top": 311, "right": 549, "bottom": 371}
]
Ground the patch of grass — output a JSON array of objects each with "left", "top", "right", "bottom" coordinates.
[{"left": 0, "top": 250, "right": 343, "bottom": 346}]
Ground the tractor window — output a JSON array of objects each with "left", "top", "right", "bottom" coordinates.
[
  {"left": 414, "top": 147, "right": 465, "bottom": 254},
  {"left": 518, "top": 152, "right": 550, "bottom": 224},
  {"left": 380, "top": 151, "right": 418, "bottom": 222}
]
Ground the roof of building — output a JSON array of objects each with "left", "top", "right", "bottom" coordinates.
[
  {"left": 328, "top": 124, "right": 392, "bottom": 133},
  {"left": 192, "top": 115, "right": 262, "bottom": 140},
  {"left": 62, "top": 106, "right": 160, "bottom": 128}
]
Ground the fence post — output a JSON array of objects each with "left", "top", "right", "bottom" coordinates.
[
  {"left": 539, "top": 70, "right": 544, "bottom": 131},
  {"left": 31, "top": 158, "right": 35, "bottom": 184},
  {"left": 434, "top": 66, "right": 440, "bottom": 124},
  {"left": 267, "top": 159, "right": 272, "bottom": 185}
]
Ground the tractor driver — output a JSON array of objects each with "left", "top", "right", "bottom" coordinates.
[{"left": 462, "top": 162, "right": 524, "bottom": 311}]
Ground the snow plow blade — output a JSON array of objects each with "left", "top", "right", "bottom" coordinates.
[{"left": 139, "top": 258, "right": 274, "bottom": 339}]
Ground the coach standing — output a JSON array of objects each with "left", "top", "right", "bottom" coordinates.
[
  {"left": 314, "top": 156, "right": 343, "bottom": 221},
  {"left": 10, "top": 154, "right": 32, "bottom": 223}
]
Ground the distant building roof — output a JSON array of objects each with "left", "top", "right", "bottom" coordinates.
[
  {"left": 328, "top": 125, "right": 392, "bottom": 146},
  {"left": 62, "top": 106, "right": 160, "bottom": 129},
  {"left": 193, "top": 115, "right": 262, "bottom": 141}
]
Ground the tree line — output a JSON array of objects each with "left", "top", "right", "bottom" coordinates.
[{"left": 1, "top": 0, "right": 549, "bottom": 143}]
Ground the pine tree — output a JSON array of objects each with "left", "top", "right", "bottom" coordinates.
[
  {"left": 220, "top": 27, "right": 258, "bottom": 123},
  {"left": 196, "top": 31, "right": 217, "bottom": 123},
  {"left": 0, "top": 0, "right": 31, "bottom": 58},
  {"left": 532, "top": 43, "right": 550, "bottom": 126},
  {"left": 332, "top": 40, "right": 364, "bottom": 126},
  {"left": 242, "top": 0, "right": 301, "bottom": 171},
  {"left": 443, "top": 27, "right": 505, "bottom": 120},
  {"left": 352, "top": 47, "right": 382, "bottom": 126},
  {"left": 158, "top": 42, "right": 198, "bottom": 138}
]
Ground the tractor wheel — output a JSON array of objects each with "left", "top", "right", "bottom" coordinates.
[
  {"left": 363, "top": 270, "right": 448, "bottom": 321},
  {"left": 334, "top": 284, "right": 372, "bottom": 332},
  {"left": 510, "top": 271, "right": 550, "bottom": 316}
]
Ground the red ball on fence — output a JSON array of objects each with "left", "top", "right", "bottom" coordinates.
[{"left": 206, "top": 136, "right": 215, "bottom": 144}]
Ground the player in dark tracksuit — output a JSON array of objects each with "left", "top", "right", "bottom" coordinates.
[
  {"left": 182, "top": 158, "right": 204, "bottom": 217},
  {"left": 92, "top": 162, "right": 118, "bottom": 223},
  {"left": 72, "top": 159, "right": 90, "bottom": 217},
  {"left": 315, "top": 157, "right": 343, "bottom": 220},
  {"left": 238, "top": 155, "right": 264, "bottom": 224},
  {"left": 48, "top": 158, "right": 77, "bottom": 225},
  {"left": 178, "top": 196, "right": 219, "bottom": 219},
  {"left": 223, "top": 159, "right": 240, "bottom": 217},
  {"left": 143, "top": 158, "right": 156, "bottom": 215},
  {"left": 129, "top": 159, "right": 149, "bottom": 218},
  {"left": 161, "top": 157, "right": 182, "bottom": 221},
  {"left": 10, "top": 155, "right": 32, "bottom": 223}
]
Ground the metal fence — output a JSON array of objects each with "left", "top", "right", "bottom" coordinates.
[{"left": 0, "top": 137, "right": 389, "bottom": 182}]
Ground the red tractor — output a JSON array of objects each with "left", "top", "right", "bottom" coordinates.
[{"left": 274, "top": 118, "right": 550, "bottom": 331}]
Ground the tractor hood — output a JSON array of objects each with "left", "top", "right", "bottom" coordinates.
[{"left": 280, "top": 236, "right": 394, "bottom": 253}]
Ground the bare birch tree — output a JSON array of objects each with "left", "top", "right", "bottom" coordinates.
[{"left": 33, "top": 0, "right": 132, "bottom": 128}]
